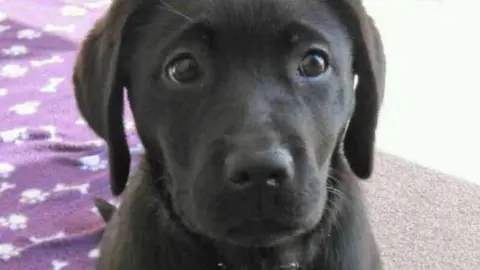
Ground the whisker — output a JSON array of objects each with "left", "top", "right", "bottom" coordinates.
[{"left": 158, "top": 0, "right": 193, "bottom": 22}]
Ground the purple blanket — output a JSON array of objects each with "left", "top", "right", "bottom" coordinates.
[{"left": 0, "top": 1, "right": 141, "bottom": 269}]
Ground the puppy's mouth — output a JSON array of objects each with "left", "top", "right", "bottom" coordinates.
[{"left": 223, "top": 217, "right": 301, "bottom": 247}]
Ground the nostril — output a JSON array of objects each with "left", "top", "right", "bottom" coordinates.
[
  {"left": 265, "top": 169, "right": 288, "bottom": 187},
  {"left": 268, "top": 169, "right": 286, "bottom": 180},
  {"left": 230, "top": 171, "right": 252, "bottom": 186}
]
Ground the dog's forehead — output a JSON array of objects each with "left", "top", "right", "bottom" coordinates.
[
  {"left": 203, "top": 0, "right": 335, "bottom": 29},
  {"left": 145, "top": 0, "right": 344, "bottom": 43}
]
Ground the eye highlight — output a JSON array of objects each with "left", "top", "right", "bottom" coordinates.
[
  {"left": 297, "top": 50, "right": 329, "bottom": 78},
  {"left": 166, "top": 54, "right": 203, "bottom": 84}
]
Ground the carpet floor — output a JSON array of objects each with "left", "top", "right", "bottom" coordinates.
[{"left": 364, "top": 152, "right": 480, "bottom": 269}]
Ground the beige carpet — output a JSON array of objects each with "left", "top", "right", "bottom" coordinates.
[{"left": 363, "top": 152, "right": 480, "bottom": 270}]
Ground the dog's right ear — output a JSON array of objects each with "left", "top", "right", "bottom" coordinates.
[
  {"left": 327, "top": 0, "right": 386, "bottom": 180},
  {"left": 73, "top": 1, "right": 138, "bottom": 196}
]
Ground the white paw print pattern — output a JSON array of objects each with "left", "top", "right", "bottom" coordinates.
[
  {"left": 78, "top": 154, "right": 107, "bottom": 172},
  {"left": 84, "top": 0, "right": 112, "bottom": 9},
  {"left": 0, "top": 127, "right": 28, "bottom": 144},
  {"left": 90, "top": 206, "right": 99, "bottom": 215},
  {"left": 125, "top": 120, "right": 136, "bottom": 131},
  {"left": 31, "top": 55, "right": 64, "bottom": 67},
  {"left": 53, "top": 183, "right": 90, "bottom": 195},
  {"left": 130, "top": 143, "right": 144, "bottom": 154},
  {"left": 2, "top": 45, "right": 29, "bottom": 56},
  {"left": 0, "top": 182, "right": 16, "bottom": 196},
  {"left": 0, "top": 25, "right": 11, "bottom": 33},
  {"left": 61, "top": 5, "right": 87, "bottom": 16},
  {"left": 88, "top": 248, "right": 100, "bottom": 259},
  {"left": 0, "top": 213, "right": 28, "bottom": 230},
  {"left": 0, "top": 64, "right": 28, "bottom": 78},
  {"left": 40, "top": 77, "right": 64, "bottom": 93},
  {"left": 17, "top": 29, "right": 42, "bottom": 40},
  {"left": 29, "top": 231, "right": 66, "bottom": 244},
  {"left": 44, "top": 24, "right": 75, "bottom": 33},
  {"left": 52, "top": 259, "right": 69, "bottom": 270},
  {"left": 0, "top": 12, "right": 7, "bottom": 22},
  {"left": 0, "top": 243, "right": 21, "bottom": 261},
  {"left": 0, "top": 88, "right": 7, "bottom": 96},
  {"left": 0, "top": 162, "right": 15, "bottom": 178},
  {"left": 75, "top": 118, "right": 86, "bottom": 125},
  {"left": 41, "top": 125, "right": 61, "bottom": 141},
  {"left": 20, "top": 188, "right": 50, "bottom": 204},
  {"left": 9, "top": 101, "right": 41, "bottom": 115},
  {"left": 82, "top": 139, "right": 104, "bottom": 147}
]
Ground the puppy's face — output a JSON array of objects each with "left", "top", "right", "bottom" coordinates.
[{"left": 128, "top": 0, "right": 355, "bottom": 247}]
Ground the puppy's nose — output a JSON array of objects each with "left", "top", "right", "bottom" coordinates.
[{"left": 225, "top": 147, "right": 294, "bottom": 188}]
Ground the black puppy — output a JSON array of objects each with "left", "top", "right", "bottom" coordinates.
[{"left": 74, "top": 0, "right": 386, "bottom": 269}]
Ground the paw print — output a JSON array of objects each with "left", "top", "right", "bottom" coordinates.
[
  {"left": 129, "top": 143, "right": 144, "bottom": 154},
  {"left": 75, "top": 118, "right": 87, "bottom": 125},
  {"left": 29, "top": 231, "right": 65, "bottom": 244},
  {"left": 0, "top": 213, "right": 28, "bottom": 230},
  {"left": 0, "top": 182, "right": 16, "bottom": 195},
  {"left": 84, "top": 0, "right": 113, "bottom": 9},
  {"left": 53, "top": 183, "right": 90, "bottom": 195},
  {"left": 44, "top": 24, "right": 75, "bottom": 33},
  {"left": 125, "top": 120, "right": 136, "bottom": 131},
  {"left": 0, "top": 127, "right": 28, "bottom": 144},
  {"left": 30, "top": 55, "right": 63, "bottom": 67},
  {"left": 0, "top": 243, "right": 21, "bottom": 261},
  {"left": 0, "top": 64, "right": 28, "bottom": 78},
  {"left": 91, "top": 206, "right": 99, "bottom": 215},
  {"left": 61, "top": 5, "right": 87, "bottom": 16},
  {"left": 0, "top": 25, "right": 11, "bottom": 33},
  {"left": 0, "top": 162, "right": 15, "bottom": 178},
  {"left": 2, "top": 45, "right": 28, "bottom": 56},
  {"left": 88, "top": 248, "right": 100, "bottom": 259},
  {"left": 40, "top": 77, "right": 64, "bottom": 93},
  {"left": 52, "top": 259, "right": 69, "bottom": 270},
  {"left": 20, "top": 188, "right": 50, "bottom": 204},
  {"left": 9, "top": 101, "right": 41, "bottom": 115},
  {"left": 39, "top": 125, "right": 60, "bottom": 141},
  {"left": 78, "top": 154, "right": 107, "bottom": 171},
  {"left": 87, "top": 139, "right": 104, "bottom": 147},
  {"left": 17, "top": 29, "right": 42, "bottom": 40}
]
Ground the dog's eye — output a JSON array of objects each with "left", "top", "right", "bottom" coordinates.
[
  {"left": 166, "top": 55, "right": 202, "bottom": 84},
  {"left": 297, "top": 50, "right": 329, "bottom": 78}
]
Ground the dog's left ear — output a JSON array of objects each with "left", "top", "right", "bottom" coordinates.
[
  {"left": 329, "top": 0, "right": 386, "bottom": 179},
  {"left": 72, "top": 0, "right": 143, "bottom": 196}
]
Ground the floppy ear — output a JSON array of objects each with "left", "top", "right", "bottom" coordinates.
[
  {"left": 72, "top": 1, "right": 138, "bottom": 196},
  {"left": 329, "top": 0, "right": 386, "bottom": 179}
]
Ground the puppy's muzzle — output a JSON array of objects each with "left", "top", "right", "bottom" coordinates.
[{"left": 225, "top": 147, "right": 294, "bottom": 190}]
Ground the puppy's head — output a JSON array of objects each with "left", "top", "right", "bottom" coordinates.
[{"left": 73, "top": 0, "right": 385, "bottom": 247}]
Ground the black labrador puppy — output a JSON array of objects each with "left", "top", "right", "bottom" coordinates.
[{"left": 73, "top": 0, "right": 386, "bottom": 269}]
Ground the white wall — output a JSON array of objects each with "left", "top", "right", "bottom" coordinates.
[{"left": 364, "top": 0, "right": 480, "bottom": 184}]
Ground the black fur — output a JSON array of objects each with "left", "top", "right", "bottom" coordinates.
[
  {"left": 75, "top": 0, "right": 386, "bottom": 269},
  {"left": 93, "top": 197, "right": 115, "bottom": 222}
]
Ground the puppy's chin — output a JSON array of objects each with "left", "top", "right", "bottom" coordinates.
[
  {"left": 195, "top": 197, "right": 328, "bottom": 248},
  {"left": 220, "top": 218, "right": 316, "bottom": 247}
]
